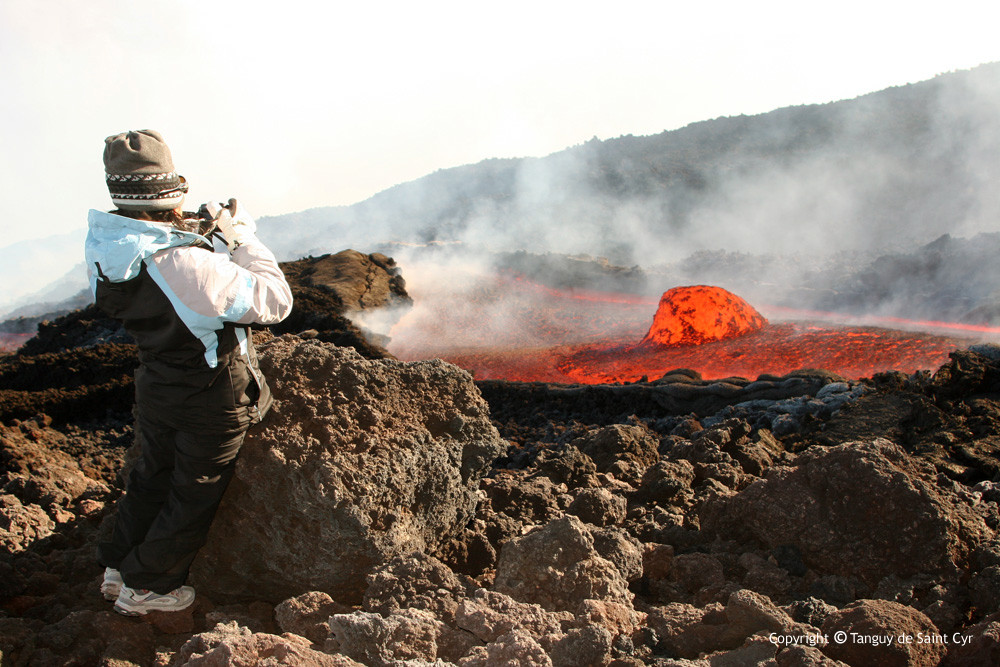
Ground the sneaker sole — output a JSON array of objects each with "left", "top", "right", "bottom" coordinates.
[
  {"left": 114, "top": 596, "right": 195, "bottom": 616},
  {"left": 113, "top": 602, "right": 144, "bottom": 617}
]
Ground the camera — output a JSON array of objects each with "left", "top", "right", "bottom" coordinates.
[
  {"left": 197, "top": 202, "right": 228, "bottom": 238},
  {"left": 198, "top": 201, "right": 227, "bottom": 222}
]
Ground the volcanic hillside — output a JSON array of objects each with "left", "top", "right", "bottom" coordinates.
[
  {"left": 258, "top": 63, "right": 1000, "bottom": 270},
  {"left": 2, "top": 249, "right": 1000, "bottom": 665}
]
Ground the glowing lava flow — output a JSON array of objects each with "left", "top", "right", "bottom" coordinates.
[{"left": 389, "top": 272, "right": 992, "bottom": 383}]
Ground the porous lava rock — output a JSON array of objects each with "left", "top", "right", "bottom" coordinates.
[
  {"left": 0, "top": 494, "right": 55, "bottom": 554},
  {"left": 821, "top": 599, "right": 946, "bottom": 667},
  {"left": 699, "top": 439, "right": 996, "bottom": 588},
  {"left": 941, "top": 611, "right": 1000, "bottom": 666},
  {"left": 275, "top": 591, "right": 351, "bottom": 646},
  {"left": 22, "top": 609, "right": 157, "bottom": 666},
  {"left": 173, "top": 621, "right": 360, "bottom": 666},
  {"left": 1, "top": 418, "right": 110, "bottom": 514},
  {"left": 457, "top": 628, "right": 552, "bottom": 667},
  {"left": 640, "top": 285, "right": 768, "bottom": 347},
  {"left": 326, "top": 609, "right": 444, "bottom": 666},
  {"left": 570, "top": 423, "right": 660, "bottom": 473},
  {"left": 549, "top": 624, "right": 613, "bottom": 667},
  {"left": 644, "top": 589, "right": 819, "bottom": 661},
  {"left": 492, "top": 515, "right": 634, "bottom": 615},
  {"left": 568, "top": 487, "right": 627, "bottom": 526},
  {"left": 454, "top": 588, "right": 570, "bottom": 650},
  {"left": 362, "top": 552, "right": 475, "bottom": 625},
  {"left": 776, "top": 645, "right": 850, "bottom": 666},
  {"left": 190, "top": 335, "right": 505, "bottom": 602}
]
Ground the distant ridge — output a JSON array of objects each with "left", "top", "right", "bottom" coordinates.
[{"left": 258, "top": 62, "right": 1000, "bottom": 265}]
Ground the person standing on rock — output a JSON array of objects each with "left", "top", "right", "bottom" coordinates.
[{"left": 85, "top": 129, "right": 293, "bottom": 615}]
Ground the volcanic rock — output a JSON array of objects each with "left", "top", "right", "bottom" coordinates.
[
  {"left": 571, "top": 424, "right": 660, "bottom": 473},
  {"left": 640, "top": 460, "right": 696, "bottom": 506},
  {"left": 667, "top": 552, "right": 727, "bottom": 601},
  {"left": 481, "top": 471, "right": 563, "bottom": 526},
  {"left": 492, "top": 515, "right": 634, "bottom": 615},
  {"left": 275, "top": 591, "right": 351, "bottom": 646},
  {"left": 271, "top": 250, "right": 411, "bottom": 357},
  {"left": 304, "top": 250, "right": 410, "bottom": 312},
  {"left": 457, "top": 629, "right": 552, "bottom": 667},
  {"left": 326, "top": 609, "right": 444, "bottom": 665},
  {"left": 1, "top": 419, "right": 109, "bottom": 514},
  {"left": 589, "top": 526, "right": 643, "bottom": 583},
  {"left": 0, "top": 494, "right": 55, "bottom": 554},
  {"left": 699, "top": 439, "right": 996, "bottom": 589},
  {"left": 190, "top": 336, "right": 505, "bottom": 602},
  {"left": 454, "top": 588, "right": 570, "bottom": 649},
  {"left": 0, "top": 342, "right": 137, "bottom": 423},
  {"left": 821, "top": 599, "right": 946, "bottom": 667},
  {"left": 362, "top": 552, "right": 475, "bottom": 625},
  {"left": 549, "top": 624, "right": 613, "bottom": 667},
  {"left": 28, "top": 609, "right": 155, "bottom": 666},
  {"left": 776, "top": 645, "right": 850, "bottom": 666},
  {"left": 16, "top": 303, "right": 129, "bottom": 356},
  {"left": 537, "top": 444, "right": 600, "bottom": 488},
  {"left": 640, "top": 285, "right": 767, "bottom": 347},
  {"left": 941, "top": 611, "right": 1000, "bottom": 666},
  {"left": 174, "top": 621, "right": 359, "bottom": 666},
  {"left": 645, "top": 590, "right": 818, "bottom": 661},
  {"left": 568, "top": 487, "right": 627, "bottom": 526}
]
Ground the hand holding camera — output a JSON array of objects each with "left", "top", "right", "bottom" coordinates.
[{"left": 198, "top": 198, "right": 257, "bottom": 251}]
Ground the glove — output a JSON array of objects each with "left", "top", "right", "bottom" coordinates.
[{"left": 210, "top": 198, "right": 258, "bottom": 251}]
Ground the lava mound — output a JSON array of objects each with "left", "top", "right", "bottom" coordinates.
[{"left": 640, "top": 285, "right": 767, "bottom": 347}]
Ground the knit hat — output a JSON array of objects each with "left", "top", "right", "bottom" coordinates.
[{"left": 103, "top": 130, "right": 188, "bottom": 211}]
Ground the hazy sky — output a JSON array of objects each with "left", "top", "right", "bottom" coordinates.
[{"left": 2, "top": 0, "right": 999, "bottom": 248}]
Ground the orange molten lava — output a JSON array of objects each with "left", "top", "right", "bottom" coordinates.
[
  {"left": 641, "top": 285, "right": 767, "bottom": 347},
  {"left": 390, "top": 271, "right": 991, "bottom": 383}
]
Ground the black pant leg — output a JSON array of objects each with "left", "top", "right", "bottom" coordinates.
[
  {"left": 118, "top": 426, "right": 246, "bottom": 593},
  {"left": 96, "top": 415, "right": 176, "bottom": 569}
]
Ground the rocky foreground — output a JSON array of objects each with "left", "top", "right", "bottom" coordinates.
[{"left": 2, "top": 253, "right": 1000, "bottom": 666}]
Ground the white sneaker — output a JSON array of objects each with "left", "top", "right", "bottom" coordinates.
[
  {"left": 113, "top": 584, "right": 196, "bottom": 616},
  {"left": 101, "top": 568, "right": 123, "bottom": 601}
]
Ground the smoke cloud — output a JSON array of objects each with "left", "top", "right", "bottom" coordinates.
[{"left": 254, "top": 64, "right": 1000, "bottom": 355}]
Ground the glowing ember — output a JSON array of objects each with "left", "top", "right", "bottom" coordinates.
[{"left": 641, "top": 285, "right": 767, "bottom": 347}]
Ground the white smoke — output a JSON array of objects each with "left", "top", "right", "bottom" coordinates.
[{"left": 260, "top": 65, "right": 1000, "bottom": 349}]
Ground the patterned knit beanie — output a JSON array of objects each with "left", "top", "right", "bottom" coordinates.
[{"left": 103, "top": 130, "right": 188, "bottom": 211}]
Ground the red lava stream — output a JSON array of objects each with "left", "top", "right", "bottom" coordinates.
[{"left": 389, "top": 276, "right": 995, "bottom": 384}]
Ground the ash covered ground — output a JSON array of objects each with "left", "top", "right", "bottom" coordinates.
[{"left": 2, "top": 250, "right": 1000, "bottom": 666}]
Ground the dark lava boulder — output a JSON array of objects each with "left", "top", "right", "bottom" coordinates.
[
  {"left": 700, "top": 439, "right": 996, "bottom": 589},
  {"left": 190, "top": 336, "right": 505, "bottom": 603},
  {"left": 821, "top": 599, "right": 946, "bottom": 667},
  {"left": 299, "top": 250, "right": 409, "bottom": 313},
  {"left": 271, "top": 250, "right": 411, "bottom": 357},
  {"left": 570, "top": 423, "right": 660, "bottom": 473}
]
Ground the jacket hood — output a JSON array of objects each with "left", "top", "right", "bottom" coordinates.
[{"left": 86, "top": 209, "right": 211, "bottom": 286}]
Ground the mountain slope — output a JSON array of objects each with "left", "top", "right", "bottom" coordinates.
[{"left": 258, "top": 62, "right": 1000, "bottom": 266}]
